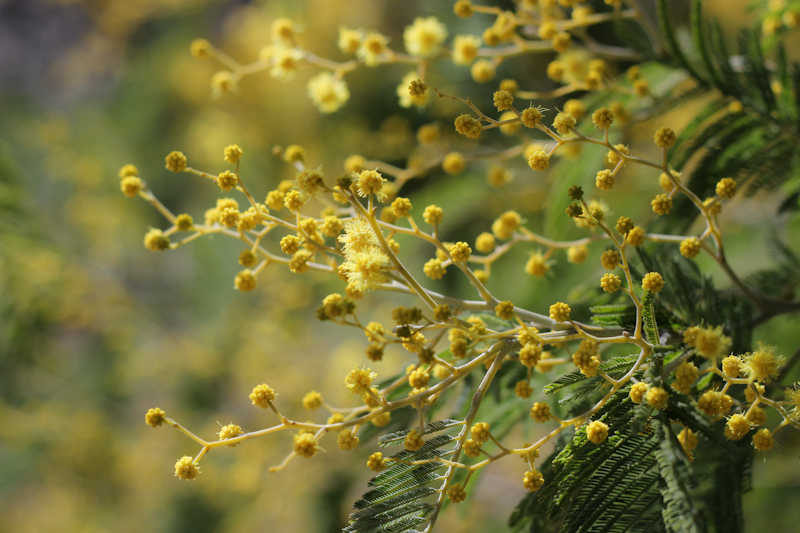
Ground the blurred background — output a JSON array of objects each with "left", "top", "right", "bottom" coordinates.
[{"left": 0, "top": 0, "right": 798, "bottom": 532}]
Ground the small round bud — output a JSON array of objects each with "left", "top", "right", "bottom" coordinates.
[
  {"left": 174, "top": 456, "right": 201, "bottom": 480},
  {"left": 165, "top": 151, "right": 187, "bottom": 172},
  {"left": 715, "top": 177, "right": 737, "bottom": 199},
  {"left": 654, "top": 126, "right": 677, "bottom": 149},
  {"left": 250, "top": 383, "right": 277, "bottom": 408},
  {"left": 680, "top": 237, "right": 701, "bottom": 258},
  {"left": 568, "top": 185, "right": 584, "bottom": 201},
  {"left": 595, "top": 169, "right": 615, "bottom": 190},
  {"left": 642, "top": 272, "right": 665, "bottom": 293},
  {"left": 454, "top": 114, "right": 482, "bottom": 138},
  {"left": 442, "top": 152, "right": 466, "bottom": 175},
  {"left": 408, "top": 79, "right": 427, "bottom": 97},
  {"left": 592, "top": 107, "right": 615, "bottom": 129},
  {"left": 493, "top": 90, "right": 514, "bottom": 111},
  {"left": 651, "top": 194, "right": 673, "bottom": 215},
  {"left": 645, "top": 386, "right": 669, "bottom": 410},
  {"left": 190, "top": 39, "right": 211, "bottom": 59},
  {"left": 527, "top": 151, "right": 550, "bottom": 171},
  {"left": 454, "top": 0, "right": 473, "bottom": 18},
  {"left": 224, "top": 144, "right": 243, "bottom": 164},
  {"left": 600, "top": 273, "right": 622, "bottom": 293},
  {"left": 120, "top": 176, "right": 143, "bottom": 198},
  {"left": 586, "top": 420, "right": 609, "bottom": 444},
  {"left": 549, "top": 302, "right": 570, "bottom": 322},
  {"left": 521, "top": 106, "right": 544, "bottom": 128},
  {"left": 145, "top": 407, "right": 166, "bottom": 428}
]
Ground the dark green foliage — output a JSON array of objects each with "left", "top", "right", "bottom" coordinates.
[
  {"left": 653, "top": 415, "right": 705, "bottom": 533},
  {"left": 743, "top": 237, "right": 800, "bottom": 302},
  {"left": 346, "top": 433, "right": 457, "bottom": 533},
  {"left": 654, "top": 0, "right": 800, "bottom": 229}
]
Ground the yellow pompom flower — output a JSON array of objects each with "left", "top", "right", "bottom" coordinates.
[
  {"left": 356, "top": 169, "right": 386, "bottom": 199},
  {"left": 586, "top": 421, "right": 609, "bottom": 444},
  {"left": 399, "top": 73, "right": 429, "bottom": 108},
  {"left": 520, "top": 343, "right": 543, "bottom": 368},
  {"left": 493, "top": 90, "right": 514, "bottom": 111},
  {"left": 694, "top": 326, "right": 731, "bottom": 360},
  {"left": 358, "top": 31, "right": 388, "bottom": 66},
  {"left": 784, "top": 384, "right": 800, "bottom": 421},
  {"left": 442, "top": 152, "right": 466, "bottom": 175},
  {"left": 454, "top": 114, "right": 482, "bottom": 138},
  {"left": 600, "top": 250, "right": 622, "bottom": 270},
  {"left": 654, "top": 126, "right": 676, "bottom": 148},
  {"left": 345, "top": 365, "right": 378, "bottom": 397},
  {"left": 592, "top": 107, "right": 615, "bottom": 129},
  {"left": 144, "top": 229, "right": 170, "bottom": 251},
  {"left": 495, "top": 301, "right": 515, "bottom": 320},
  {"left": 223, "top": 144, "right": 243, "bottom": 164},
  {"left": 564, "top": 99, "right": 586, "bottom": 120},
  {"left": 452, "top": 35, "right": 481, "bottom": 65},
  {"left": 476, "top": 232, "right": 496, "bottom": 254},
  {"left": 521, "top": 106, "right": 544, "bottom": 128},
  {"left": 553, "top": 112, "right": 577, "bottom": 135},
  {"left": 627, "top": 226, "right": 646, "bottom": 247},
  {"left": 190, "top": 39, "right": 211, "bottom": 59},
  {"left": 423, "top": 205, "right": 444, "bottom": 225},
  {"left": 525, "top": 251, "right": 549, "bottom": 278},
  {"left": 470, "top": 59, "right": 496, "bottom": 83},
  {"left": 308, "top": 72, "right": 350, "bottom": 113},
  {"left": 651, "top": 194, "right": 673, "bottom": 215},
  {"left": 145, "top": 407, "right": 166, "bottom": 428},
  {"left": 450, "top": 242, "right": 471, "bottom": 262},
  {"left": 528, "top": 151, "right": 550, "bottom": 171},
  {"left": 294, "top": 432, "right": 320, "bottom": 458},
  {"left": 447, "top": 482, "right": 467, "bottom": 503},
  {"left": 492, "top": 210, "right": 521, "bottom": 240},
  {"left": 174, "top": 456, "right": 201, "bottom": 480},
  {"left": 423, "top": 258, "right": 447, "bottom": 280},
  {"left": 567, "top": 245, "right": 589, "bottom": 264},
  {"left": 595, "top": 169, "right": 615, "bottom": 190},
  {"left": 741, "top": 342, "right": 785, "bottom": 383},
  {"left": 642, "top": 272, "right": 665, "bottom": 293},
  {"left": 673, "top": 362, "right": 698, "bottom": 393},
  {"left": 250, "top": 384, "right": 277, "bottom": 408},
  {"left": 367, "top": 452, "right": 387, "bottom": 471},
  {"left": 680, "top": 237, "right": 701, "bottom": 258},
  {"left": 338, "top": 26, "right": 363, "bottom": 54},
  {"left": 120, "top": 176, "right": 143, "bottom": 198},
  {"left": 515, "top": 380, "right": 534, "bottom": 398},
  {"left": 549, "top": 302, "right": 571, "bottom": 322},
  {"left": 404, "top": 428, "right": 425, "bottom": 451},
  {"left": 629, "top": 382, "right": 649, "bottom": 404},
  {"left": 678, "top": 428, "right": 698, "bottom": 452},
  {"left": 337, "top": 429, "right": 360, "bottom": 451},
  {"left": 218, "top": 423, "right": 243, "bottom": 447},
  {"left": 530, "top": 402, "right": 552, "bottom": 423},
  {"left": 600, "top": 273, "right": 622, "bottom": 293},
  {"left": 523, "top": 469, "right": 545, "bottom": 491},
  {"left": 715, "top": 177, "right": 737, "bottom": 199},
  {"left": 217, "top": 170, "right": 238, "bottom": 192},
  {"left": 302, "top": 391, "right": 323, "bottom": 410},
  {"left": 234, "top": 269, "right": 257, "bottom": 292},
  {"left": 165, "top": 151, "right": 187, "bottom": 172},
  {"left": 403, "top": 16, "right": 447, "bottom": 58},
  {"left": 470, "top": 422, "right": 491, "bottom": 443},
  {"left": 645, "top": 386, "right": 669, "bottom": 409},
  {"left": 752, "top": 428, "right": 774, "bottom": 451}
]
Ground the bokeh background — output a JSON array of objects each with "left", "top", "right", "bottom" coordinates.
[{"left": 1, "top": 0, "right": 799, "bottom": 532}]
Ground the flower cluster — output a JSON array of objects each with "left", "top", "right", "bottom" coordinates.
[{"left": 127, "top": 3, "right": 800, "bottom": 531}]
